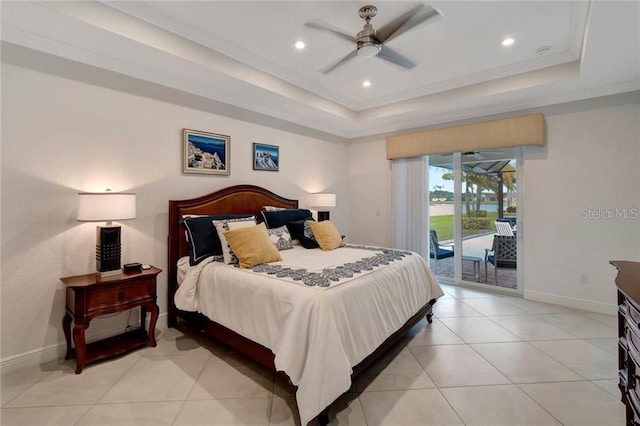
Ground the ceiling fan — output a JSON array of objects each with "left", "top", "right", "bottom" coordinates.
[
  {"left": 442, "top": 151, "right": 504, "bottom": 161},
  {"left": 305, "top": 4, "right": 442, "bottom": 74}
]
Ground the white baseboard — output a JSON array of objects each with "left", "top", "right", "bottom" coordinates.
[
  {"left": 1, "top": 313, "right": 168, "bottom": 376},
  {"left": 524, "top": 289, "right": 617, "bottom": 315}
]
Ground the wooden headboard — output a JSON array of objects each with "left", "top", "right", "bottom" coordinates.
[{"left": 167, "top": 185, "right": 298, "bottom": 324}]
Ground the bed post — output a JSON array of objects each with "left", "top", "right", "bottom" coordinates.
[
  {"left": 167, "top": 200, "right": 180, "bottom": 328},
  {"left": 426, "top": 298, "right": 436, "bottom": 323}
]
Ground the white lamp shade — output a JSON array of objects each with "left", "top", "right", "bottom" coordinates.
[
  {"left": 310, "top": 193, "right": 336, "bottom": 209},
  {"left": 77, "top": 192, "right": 136, "bottom": 221}
]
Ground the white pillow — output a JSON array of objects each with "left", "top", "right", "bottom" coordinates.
[{"left": 213, "top": 216, "right": 257, "bottom": 264}]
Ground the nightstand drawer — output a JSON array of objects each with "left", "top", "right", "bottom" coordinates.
[{"left": 86, "top": 279, "right": 154, "bottom": 311}]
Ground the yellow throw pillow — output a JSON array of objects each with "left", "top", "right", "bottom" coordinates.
[
  {"left": 309, "top": 220, "right": 343, "bottom": 251},
  {"left": 223, "top": 223, "right": 283, "bottom": 268}
]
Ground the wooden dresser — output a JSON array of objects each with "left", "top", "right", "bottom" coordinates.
[{"left": 612, "top": 260, "right": 640, "bottom": 425}]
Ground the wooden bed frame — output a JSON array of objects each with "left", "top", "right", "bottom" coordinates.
[{"left": 167, "top": 184, "right": 436, "bottom": 424}]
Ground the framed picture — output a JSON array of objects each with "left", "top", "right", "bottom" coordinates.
[
  {"left": 253, "top": 143, "right": 279, "bottom": 171},
  {"left": 183, "top": 129, "right": 230, "bottom": 175}
]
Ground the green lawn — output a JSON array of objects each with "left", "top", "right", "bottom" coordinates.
[{"left": 430, "top": 212, "right": 501, "bottom": 241}]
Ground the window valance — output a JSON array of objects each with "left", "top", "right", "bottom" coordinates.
[{"left": 386, "top": 113, "right": 545, "bottom": 160}]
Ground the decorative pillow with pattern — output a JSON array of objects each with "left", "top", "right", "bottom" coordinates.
[
  {"left": 213, "top": 216, "right": 257, "bottom": 264},
  {"left": 267, "top": 225, "right": 293, "bottom": 251}
]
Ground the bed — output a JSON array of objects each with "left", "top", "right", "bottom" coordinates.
[{"left": 167, "top": 184, "right": 443, "bottom": 425}]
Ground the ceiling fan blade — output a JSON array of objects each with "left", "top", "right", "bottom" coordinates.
[
  {"left": 377, "top": 46, "right": 416, "bottom": 70},
  {"left": 378, "top": 5, "right": 442, "bottom": 44},
  {"left": 375, "top": 4, "right": 424, "bottom": 42},
  {"left": 305, "top": 20, "right": 355, "bottom": 43},
  {"left": 320, "top": 49, "right": 358, "bottom": 74}
]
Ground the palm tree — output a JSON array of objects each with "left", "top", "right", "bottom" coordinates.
[
  {"left": 501, "top": 165, "right": 517, "bottom": 209},
  {"left": 442, "top": 171, "right": 500, "bottom": 217}
]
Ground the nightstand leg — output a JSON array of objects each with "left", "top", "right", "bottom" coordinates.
[
  {"left": 62, "top": 314, "right": 73, "bottom": 359},
  {"left": 72, "top": 324, "right": 88, "bottom": 374},
  {"left": 148, "top": 304, "right": 159, "bottom": 347},
  {"left": 140, "top": 306, "right": 147, "bottom": 332}
]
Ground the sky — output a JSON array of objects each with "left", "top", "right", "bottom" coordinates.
[{"left": 429, "top": 167, "right": 454, "bottom": 192}]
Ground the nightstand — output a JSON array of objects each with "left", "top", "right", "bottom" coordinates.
[{"left": 61, "top": 266, "right": 162, "bottom": 374}]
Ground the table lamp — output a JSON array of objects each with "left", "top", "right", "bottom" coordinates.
[
  {"left": 77, "top": 190, "right": 136, "bottom": 276},
  {"left": 310, "top": 193, "right": 336, "bottom": 222}
]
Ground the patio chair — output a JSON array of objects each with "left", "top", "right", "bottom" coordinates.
[
  {"left": 485, "top": 235, "right": 517, "bottom": 285},
  {"left": 495, "top": 220, "right": 515, "bottom": 236},
  {"left": 429, "top": 230, "right": 454, "bottom": 274},
  {"left": 497, "top": 217, "right": 516, "bottom": 227}
]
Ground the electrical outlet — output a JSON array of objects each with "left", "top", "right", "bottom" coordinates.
[{"left": 579, "top": 274, "right": 588, "bottom": 284}]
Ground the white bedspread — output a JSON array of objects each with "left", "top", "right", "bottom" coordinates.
[{"left": 175, "top": 245, "right": 443, "bottom": 425}]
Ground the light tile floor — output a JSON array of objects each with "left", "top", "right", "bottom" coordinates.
[{"left": 1, "top": 283, "right": 626, "bottom": 425}]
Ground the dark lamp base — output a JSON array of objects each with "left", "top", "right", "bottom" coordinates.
[
  {"left": 318, "top": 211, "right": 330, "bottom": 222},
  {"left": 96, "top": 225, "right": 122, "bottom": 275}
]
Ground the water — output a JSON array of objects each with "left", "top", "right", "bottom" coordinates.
[
  {"left": 189, "top": 135, "right": 226, "bottom": 158},
  {"left": 463, "top": 204, "right": 499, "bottom": 213}
]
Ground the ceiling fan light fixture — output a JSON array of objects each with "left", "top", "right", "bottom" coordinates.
[
  {"left": 357, "top": 42, "right": 381, "bottom": 58},
  {"left": 294, "top": 40, "right": 306, "bottom": 50}
]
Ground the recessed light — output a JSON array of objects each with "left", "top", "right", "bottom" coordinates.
[
  {"left": 502, "top": 37, "right": 515, "bottom": 47},
  {"left": 362, "top": 80, "right": 371, "bottom": 88},
  {"left": 294, "top": 41, "right": 306, "bottom": 50}
]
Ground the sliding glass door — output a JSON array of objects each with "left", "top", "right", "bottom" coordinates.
[
  {"left": 428, "top": 162, "right": 455, "bottom": 278},
  {"left": 428, "top": 150, "right": 521, "bottom": 293}
]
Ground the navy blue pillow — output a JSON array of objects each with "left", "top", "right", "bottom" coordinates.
[
  {"left": 181, "top": 214, "right": 252, "bottom": 265},
  {"left": 287, "top": 219, "right": 319, "bottom": 249},
  {"left": 261, "top": 209, "right": 312, "bottom": 229}
]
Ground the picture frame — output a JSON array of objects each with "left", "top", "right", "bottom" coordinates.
[
  {"left": 253, "top": 143, "right": 279, "bottom": 171},
  {"left": 183, "top": 129, "right": 230, "bottom": 175}
]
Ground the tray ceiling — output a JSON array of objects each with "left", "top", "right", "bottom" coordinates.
[{"left": 2, "top": 1, "right": 639, "bottom": 139}]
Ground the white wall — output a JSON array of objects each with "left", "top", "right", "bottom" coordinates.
[
  {"left": 349, "top": 94, "right": 640, "bottom": 314},
  {"left": 1, "top": 62, "right": 350, "bottom": 370},
  {"left": 523, "top": 97, "right": 640, "bottom": 312},
  {"left": 347, "top": 138, "right": 392, "bottom": 247}
]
